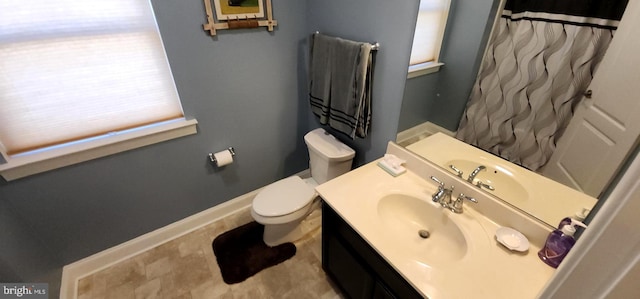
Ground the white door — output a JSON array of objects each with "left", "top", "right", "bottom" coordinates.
[{"left": 541, "top": 4, "right": 640, "bottom": 198}]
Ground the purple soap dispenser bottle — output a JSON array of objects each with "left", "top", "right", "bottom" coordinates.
[{"left": 538, "top": 219, "right": 587, "bottom": 268}]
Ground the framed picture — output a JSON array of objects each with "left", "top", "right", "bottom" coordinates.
[
  {"left": 213, "top": 0, "right": 265, "bottom": 21},
  {"left": 202, "top": 0, "right": 276, "bottom": 36}
]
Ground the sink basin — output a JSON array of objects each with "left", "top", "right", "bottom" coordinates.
[
  {"left": 377, "top": 193, "right": 467, "bottom": 263},
  {"left": 447, "top": 159, "right": 529, "bottom": 203}
]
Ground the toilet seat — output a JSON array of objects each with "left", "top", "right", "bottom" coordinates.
[{"left": 253, "top": 176, "right": 316, "bottom": 217}]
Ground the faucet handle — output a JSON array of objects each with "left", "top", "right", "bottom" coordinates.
[
  {"left": 449, "top": 165, "right": 463, "bottom": 177},
  {"left": 430, "top": 176, "right": 455, "bottom": 205},
  {"left": 430, "top": 176, "right": 444, "bottom": 187},
  {"left": 452, "top": 193, "right": 478, "bottom": 214},
  {"left": 458, "top": 194, "right": 478, "bottom": 203},
  {"left": 475, "top": 180, "right": 495, "bottom": 191}
]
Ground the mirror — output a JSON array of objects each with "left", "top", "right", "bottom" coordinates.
[{"left": 396, "top": 0, "right": 635, "bottom": 227}]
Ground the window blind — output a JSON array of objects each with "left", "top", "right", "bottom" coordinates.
[
  {"left": 410, "top": 0, "right": 450, "bottom": 65},
  {"left": 0, "top": 0, "right": 184, "bottom": 155}
]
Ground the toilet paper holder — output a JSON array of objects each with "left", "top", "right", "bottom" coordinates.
[{"left": 208, "top": 147, "right": 236, "bottom": 164}]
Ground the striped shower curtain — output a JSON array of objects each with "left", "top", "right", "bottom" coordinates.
[{"left": 456, "top": 0, "right": 628, "bottom": 170}]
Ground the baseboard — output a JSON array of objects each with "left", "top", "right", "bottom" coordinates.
[
  {"left": 59, "top": 169, "right": 310, "bottom": 299},
  {"left": 396, "top": 121, "right": 456, "bottom": 147}
]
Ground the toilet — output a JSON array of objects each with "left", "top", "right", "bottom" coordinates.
[{"left": 251, "top": 128, "right": 355, "bottom": 246}]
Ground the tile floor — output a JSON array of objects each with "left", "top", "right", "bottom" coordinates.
[{"left": 76, "top": 207, "right": 343, "bottom": 299}]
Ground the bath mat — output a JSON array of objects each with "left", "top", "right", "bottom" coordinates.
[{"left": 212, "top": 221, "right": 296, "bottom": 284}]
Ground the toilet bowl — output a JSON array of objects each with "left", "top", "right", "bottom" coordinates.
[
  {"left": 251, "top": 128, "right": 355, "bottom": 246},
  {"left": 251, "top": 176, "right": 320, "bottom": 246}
]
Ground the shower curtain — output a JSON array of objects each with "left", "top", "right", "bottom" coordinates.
[{"left": 456, "top": 0, "right": 628, "bottom": 170}]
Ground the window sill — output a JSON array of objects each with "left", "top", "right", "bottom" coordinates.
[
  {"left": 407, "top": 62, "right": 444, "bottom": 79},
  {"left": 0, "top": 118, "right": 198, "bottom": 181}
]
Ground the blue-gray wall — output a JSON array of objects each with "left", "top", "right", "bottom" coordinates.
[
  {"left": 306, "top": 0, "right": 420, "bottom": 165},
  {"left": 0, "top": 0, "right": 419, "bottom": 295},
  {"left": 0, "top": 199, "right": 57, "bottom": 283},
  {"left": 399, "top": 0, "right": 500, "bottom": 132}
]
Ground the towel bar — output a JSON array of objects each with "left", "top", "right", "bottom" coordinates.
[{"left": 314, "top": 31, "right": 380, "bottom": 51}]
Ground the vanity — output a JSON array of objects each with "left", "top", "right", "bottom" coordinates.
[
  {"left": 322, "top": 203, "right": 422, "bottom": 298},
  {"left": 316, "top": 142, "right": 555, "bottom": 298}
]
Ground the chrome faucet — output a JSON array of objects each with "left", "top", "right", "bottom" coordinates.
[
  {"left": 467, "top": 165, "right": 486, "bottom": 183},
  {"left": 430, "top": 176, "right": 454, "bottom": 207},
  {"left": 430, "top": 176, "right": 479, "bottom": 214}
]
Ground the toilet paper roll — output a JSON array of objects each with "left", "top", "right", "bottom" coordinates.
[{"left": 213, "top": 150, "right": 234, "bottom": 167}]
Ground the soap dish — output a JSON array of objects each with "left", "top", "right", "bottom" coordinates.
[{"left": 495, "top": 227, "right": 529, "bottom": 252}]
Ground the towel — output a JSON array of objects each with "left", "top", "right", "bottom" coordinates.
[{"left": 309, "top": 33, "right": 373, "bottom": 139}]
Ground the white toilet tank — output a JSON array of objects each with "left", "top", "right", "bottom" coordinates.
[{"left": 304, "top": 128, "right": 356, "bottom": 184}]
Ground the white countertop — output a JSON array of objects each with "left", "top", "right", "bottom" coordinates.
[{"left": 316, "top": 149, "right": 555, "bottom": 298}]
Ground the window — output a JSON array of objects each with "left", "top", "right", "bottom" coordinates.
[
  {"left": 408, "top": 0, "right": 451, "bottom": 78},
  {"left": 0, "top": 0, "right": 197, "bottom": 181}
]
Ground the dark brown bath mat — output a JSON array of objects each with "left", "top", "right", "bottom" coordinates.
[{"left": 212, "top": 221, "right": 296, "bottom": 284}]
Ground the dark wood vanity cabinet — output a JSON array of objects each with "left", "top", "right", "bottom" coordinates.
[{"left": 322, "top": 203, "right": 423, "bottom": 299}]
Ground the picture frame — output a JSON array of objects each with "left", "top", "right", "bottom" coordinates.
[
  {"left": 213, "top": 0, "right": 265, "bottom": 21},
  {"left": 203, "top": 0, "right": 276, "bottom": 36}
]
